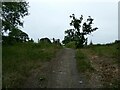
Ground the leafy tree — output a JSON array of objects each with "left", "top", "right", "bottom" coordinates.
[
  {"left": 1, "top": 1, "right": 29, "bottom": 43},
  {"left": 62, "top": 14, "right": 98, "bottom": 48},
  {"left": 2, "top": 1, "right": 29, "bottom": 33}
]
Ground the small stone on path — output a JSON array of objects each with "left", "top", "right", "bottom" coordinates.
[{"left": 79, "top": 80, "right": 83, "bottom": 84}]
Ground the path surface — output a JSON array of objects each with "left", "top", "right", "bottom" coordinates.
[
  {"left": 23, "top": 48, "right": 87, "bottom": 88},
  {"left": 46, "top": 48, "right": 86, "bottom": 88}
]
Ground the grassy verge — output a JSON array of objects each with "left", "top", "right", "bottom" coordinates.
[
  {"left": 88, "top": 43, "right": 119, "bottom": 63},
  {"left": 2, "top": 42, "right": 62, "bottom": 88},
  {"left": 89, "top": 44, "right": 119, "bottom": 88},
  {"left": 76, "top": 43, "right": 120, "bottom": 88},
  {"left": 75, "top": 49, "right": 94, "bottom": 73}
]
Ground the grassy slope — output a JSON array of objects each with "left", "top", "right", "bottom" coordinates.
[
  {"left": 76, "top": 49, "right": 94, "bottom": 73},
  {"left": 76, "top": 42, "right": 119, "bottom": 88},
  {"left": 2, "top": 42, "right": 62, "bottom": 88}
]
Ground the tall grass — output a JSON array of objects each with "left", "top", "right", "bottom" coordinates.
[{"left": 2, "top": 42, "right": 62, "bottom": 88}]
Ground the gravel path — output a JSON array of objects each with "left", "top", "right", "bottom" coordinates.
[{"left": 47, "top": 48, "right": 86, "bottom": 88}]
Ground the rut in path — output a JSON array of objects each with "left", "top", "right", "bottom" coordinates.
[{"left": 47, "top": 48, "right": 86, "bottom": 88}]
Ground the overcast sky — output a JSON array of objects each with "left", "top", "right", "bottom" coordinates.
[{"left": 22, "top": 0, "right": 118, "bottom": 44}]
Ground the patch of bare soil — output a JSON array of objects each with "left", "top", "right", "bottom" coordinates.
[
  {"left": 93, "top": 57, "right": 118, "bottom": 88},
  {"left": 23, "top": 48, "right": 88, "bottom": 88},
  {"left": 81, "top": 49, "right": 119, "bottom": 88}
]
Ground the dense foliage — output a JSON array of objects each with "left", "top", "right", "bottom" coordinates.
[
  {"left": 1, "top": 1, "right": 29, "bottom": 43},
  {"left": 62, "top": 14, "right": 98, "bottom": 48}
]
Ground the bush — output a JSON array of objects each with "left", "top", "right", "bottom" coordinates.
[{"left": 65, "top": 41, "right": 76, "bottom": 49}]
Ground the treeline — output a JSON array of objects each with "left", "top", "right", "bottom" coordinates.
[
  {"left": 2, "top": 36, "right": 61, "bottom": 45},
  {"left": 89, "top": 40, "right": 120, "bottom": 46},
  {"left": 2, "top": 36, "right": 33, "bottom": 45},
  {"left": 38, "top": 38, "right": 61, "bottom": 45},
  {"left": 1, "top": 1, "right": 62, "bottom": 46}
]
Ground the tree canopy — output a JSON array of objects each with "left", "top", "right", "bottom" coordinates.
[
  {"left": 2, "top": 1, "right": 29, "bottom": 32},
  {"left": 1, "top": 1, "right": 30, "bottom": 43},
  {"left": 62, "top": 14, "right": 98, "bottom": 48}
]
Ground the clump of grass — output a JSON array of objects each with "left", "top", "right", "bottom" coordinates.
[
  {"left": 76, "top": 49, "right": 94, "bottom": 72},
  {"left": 2, "top": 42, "right": 62, "bottom": 88}
]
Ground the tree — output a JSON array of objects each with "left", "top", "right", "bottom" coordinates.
[
  {"left": 1, "top": 1, "right": 29, "bottom": 43},
  {"left": 2, "top": 1, "right": 29, "bottom": 33},
  {"left": 62, "top": 14, "right": 98, "bottom": 48},
  {"left": 29, "top": 38, "right": 34, "bottom": 43},
  {"left": 89, "top": 40, "right": 93, "bottom": 45},
  {"left": 39, "top": 38, "right": 51, "bottom": 44},
  {"left": 53, "top": 38, "right": 61, "bottom": 45}
]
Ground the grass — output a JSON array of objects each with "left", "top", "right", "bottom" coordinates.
[
  {"left": 89, "top": 43, "right": 119, "bottom": 88},
  {"left": 75, "top": 49, "right": 94, "bottom": 73},
  {"left": 77, "top": 42, "right": 119, "bottom": 88},
  {"left": 2, "top": 42, "right": 62, "bottom": 88},
  {"left": 91, "top": 43, "right": 118, "bottom": 57},
  {"left": 88, "top": 43, "right": 119, "bottom": 64},
  {"left": 65, "top": 41, "right": 76, "bottom": 49}
]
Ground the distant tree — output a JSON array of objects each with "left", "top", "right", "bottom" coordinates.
[
  {"left": 9, "top": 28, "right": 29, "bottom": 42},
  {"left": 62, "top": 14, "right": 98, "bottom": 48},
  {"left": 53, "top": 38, "right": 55, "bottom": 43},
  {"left": 39, "top": 38, "right": 51, "bottom": 44},
  {"left": 29, "top": 38, "right": 34, "bottom": 43},
  {"left": 115, "top": 40, "right": 120, "bottom": 44},
  {"left": 20, "top": 31, "right": 29, "bottom": 42},
  {"left": 89, "top": 40, "right": 93, "bottom": 45},
  {"left": 53, "top": 38, "right": 61, "bottom": 45},
  {"left": 38, "top": 38, "right": 40, "bottom": 43}
]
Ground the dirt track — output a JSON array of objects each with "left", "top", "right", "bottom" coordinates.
[
  {"left": 47, "top": 48, "right": 87, "bottom": 88},
  {"left": 23, "top": 48, "right": 87, "bottom": 88}
]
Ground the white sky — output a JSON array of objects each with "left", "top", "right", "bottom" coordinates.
[{"left": 22, "top": 0, "right": 119, "bottom": 44}]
